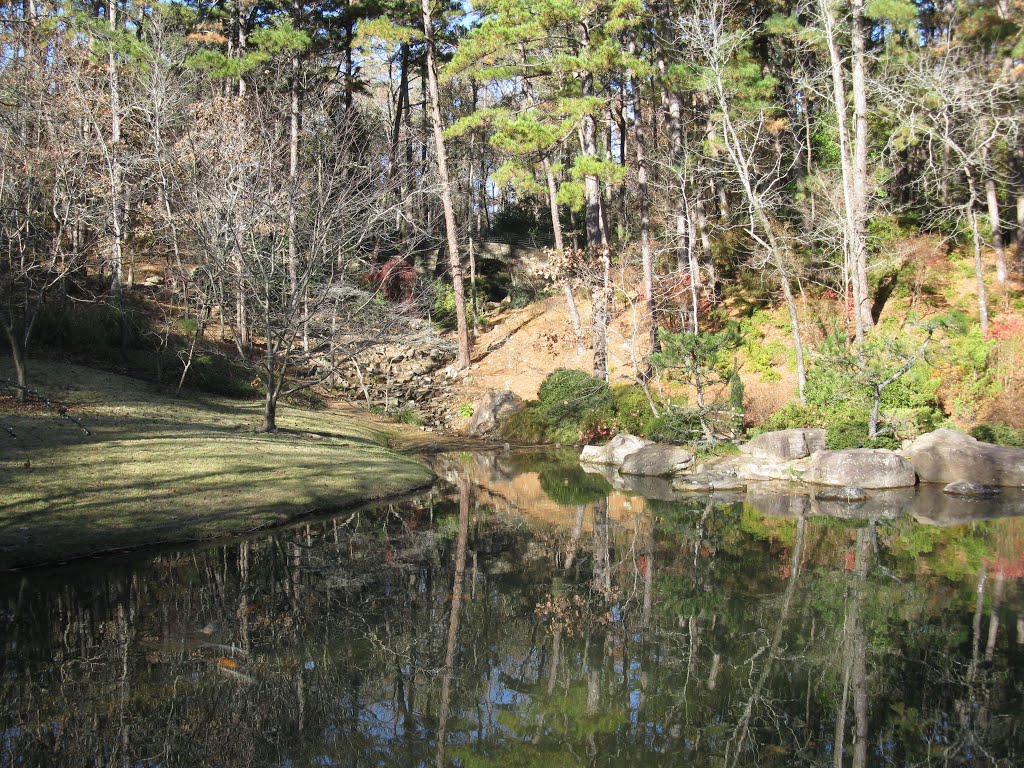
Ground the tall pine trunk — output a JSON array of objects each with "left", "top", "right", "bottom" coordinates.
[
  {"left": 631, "top": 87, "right": 658, "bottom": 355},
  {"left": 421, "top": 0, "right": 470, "bottom": 369},
  {"left": 544, "top": 158, "right": 584, "bottom": 354},
  {"left": 580, "top": 75, "right": 609, "bottom": 381},
  {"left": 850, "top": 0, "right": 873, "bottom": 336}
]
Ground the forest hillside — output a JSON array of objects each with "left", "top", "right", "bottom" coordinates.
[{"left": 2, "top": 0, "right": 1024, "bottom": 452}]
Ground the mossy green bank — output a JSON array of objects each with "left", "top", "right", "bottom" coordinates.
[{"left": 0, "top": 359, "right": 434, "bottom": 569}]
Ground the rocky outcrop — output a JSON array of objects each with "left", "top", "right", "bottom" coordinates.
[
  {"left": 468, "top": 391, "right": 523, "bottom": 436},
  {"left": 905, "top": 429, "right": 1024, "bottom": 487},
  {"left": 803, "top": 449, "right": 917, "bottom": 489},
  {"left": 329, "top": 326, "right": 458, "bottom": 428},
  {"left": 580, "top": 434, "right": 652, "bottom": 466},
  {"left": 741, "top": 428, "right": 826, "bottom": 461},
  {"left": 620, "top": 444, "right": 695, "bottom": 477}
]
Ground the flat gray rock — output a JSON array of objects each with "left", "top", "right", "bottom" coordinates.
[
  {"left": 804, "top": 449, "right": 917, "bottom": 489},
  {"left": 579, "top": 434, "right": 651, "bottom": 466},
  {"left": 741, "top": 428, "right": 826, "bottom": 461},
  {"left": 620, "top": 444, "right": 694, "bottom": 477}
]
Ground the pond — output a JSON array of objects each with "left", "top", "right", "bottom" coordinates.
[{"left": 2, "top": 449, "right": 1023, "bottom": 767}]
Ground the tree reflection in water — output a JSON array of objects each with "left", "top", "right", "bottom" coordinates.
[{"left": 1, "top": 450, "right": 1023, "bottom": 767}]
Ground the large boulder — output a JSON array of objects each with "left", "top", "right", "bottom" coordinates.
[
  {"left": 804, "top": 449, "right": 917, "bottom": 489},
  {"left": 468, "top": 390, "right": 523, "bottom": 436},
  {"left": 620, "top": 444, "right": 695, "bottom": 477},
  {"left": 579, "top": 434, "right": 651, "bottom": 466},
  {"left": 905, "top": 429, "right": 1024, "bottom": 487},
  {"left": 741, "top": 429, "right": 827, "bottom": 461}
]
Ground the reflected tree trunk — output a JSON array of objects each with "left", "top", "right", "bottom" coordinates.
[
  {"left": 564, "top": 504, "right": 586, "bottom": 571},
  {"left": 985, "top": 570, "right": 1004, "bottom": 662},
  {"left": 435, "top": 474, "right": 469, "bottom": 768},
  {"left": 726, "top": 514, "right": 805, "bottom": 767},
  {"left": 592, "top": 497, "right": 611, "bottom": 595}
]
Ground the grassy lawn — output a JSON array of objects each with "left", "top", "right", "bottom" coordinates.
[{"left": 0, "top": 359, "right": 435, "bottom": 569}]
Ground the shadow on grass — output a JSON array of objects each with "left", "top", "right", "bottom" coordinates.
[{"left": 0, "top": 445, "right": 434, "bottom": 570}]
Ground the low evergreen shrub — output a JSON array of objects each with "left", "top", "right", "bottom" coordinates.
[
  {"left": 612, "top": 384, "right": 657, "bottom": 436},
  {"left": 970, "top": 423, "right": 1024, "bottom": 447}
]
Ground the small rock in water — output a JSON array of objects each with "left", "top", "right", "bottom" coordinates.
[
  {"left": 815, "top": 486, "right": 869, "bottom": 502},
  {"left": 942, "top": 481, "right": 1001, "bottom": 498}
]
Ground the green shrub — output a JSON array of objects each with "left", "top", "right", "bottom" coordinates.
[
  {"left": 572, "top": 404, "right": 618, "bottom": 445},
  {"left": 826, "top": 418, "right": 900, "bottom": 450},
  {"left": 648, "top": 407, "right": 706, "bottom": 445},
  {"left": 729, "top": 372, "right": 745, "bottom": 414},
  {"left": 396, "top": 405, "right": 424, "bottom": 426},
  {"left": 537, "top": 369, "right": 614, "bottom": 425},
  {"left": 756, "top": 402, "right": 821, "bottom": 433},
  {"left": 864, "top": 435, "right": 902, "bottom": 450},
  {"left": 612, "top": 384, "right": 657, "bottom": 436},
  {"left": 826, "top": 418, "right": 870, "bottom": 449},
  {"left": 880, "top": 361, "right": 939, "bottom": 410},
  {"left": 284, "top": 387, "right": 326, "bottom": 410},
  {"left": 430, "top": 280, "right": 456, "bottom": 321},
  {"left": 970, "top": 423, "right": 1024, "bottom": 447},
  {"left": 509, "top": 284, "right": 548, "bottom": 309},
  {"left": 500, "top": 403, "right": 549, "bottom": 443}
]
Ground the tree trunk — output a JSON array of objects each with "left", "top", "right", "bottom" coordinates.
[
  {"left": 106, "top": 0, "right": 126, "bottom": 347},
  {"left": 661, "top": 71, "right": 697, "bottom": 329},
  {"left": 984, "top": 172, "right": 1008, "bottom": 285},
  {"left": 850, "top": 0, "right": 874, "bottom": 337},
  {"left": 630, "top": 89, "right": 658, "bottom": 355},
  {"left": 969, "top": 199, "right": 990, "bottom": 336},
  {"left": 544, "top": 158, "right": 584, "bottom": 354},
  {"left": 1015, "top": 148, "right": 1024, "bottom": 261},
  {"left": 261, "top": 380, "right": 278, "bottom": 433},
  {"left": 580, "top": 68, "right": 609, "bottom": 381},
  {"left": 236, "top": 1, "right": 247, "bottom": 96},
  {"left": 421, "top": 0, "right": 470, "bottom": 369},
  {"left": 3, "top": 323, "right": 27, "bottom": 404},
  {"left": 434, "top": 473, "right": 469, "bottom": 768},
  {"left": 821, "top": 0, "right": 871, "bottom": 342},
  {"left": 1017, "top": 185, "right": 1024, "bottom": 259},
  {"left": 288, "top": 48, "right": 300, "bottom": 300}
]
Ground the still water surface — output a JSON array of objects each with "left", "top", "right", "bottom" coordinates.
[{"left": 2, "top": 450, "right": 1023, "bottom": 767}]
